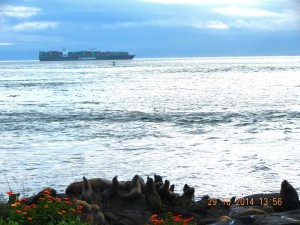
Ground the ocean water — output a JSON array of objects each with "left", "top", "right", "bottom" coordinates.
[{"left": 0, "top": 56, "right": 300, "bottom": 200}]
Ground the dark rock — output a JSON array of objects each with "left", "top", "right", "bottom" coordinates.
[
  {"left": 228, "top": 205, "right": 271, "bottom": 217},
  {"left": 208, "top": 209, "right": 300, "bottom": 225},
  {"left": 12, "top": 178, "right": 300, "bottom": 225},
  {"left": 105, "top": 210, "right": 151, "bottom": 225}
]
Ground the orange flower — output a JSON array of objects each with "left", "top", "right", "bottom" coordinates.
[
  {"left": 39, "top": 197, "right": 45, "bottom": 201},
  {"left": 62, "top": 197, "right": 69, "bottom": 201},
  {"left": 11, "top": 201, "right": 21, "bottom": 206},
  {"left": 65, "top": 201, "right": 72, "bottom": 205},
  {"left": 56, "top": 197, "right": 62, "bottom": 201},
  {"left": 6, "top": 191, "right": 14, "bottom": 196},
  {"left": 21, "top": 198, "right": 27, "bottom": 203},
  {"left": 44, "top": 205, "right": 49, "bottom": 209},
  {"left": 61, "top": 210, "right": 66, "bottom": 214},
  {"left": 27, "top": 217, "right": 33, "bottom": 221},
  {"left": 31, "top": 204, "right": 37, "bottom": 209},
  {"left": 15, "top": 210, "right": 21, "bottom": 213},
  {"left": 22, "top": 212, "right": 28, "bottom": 215}
]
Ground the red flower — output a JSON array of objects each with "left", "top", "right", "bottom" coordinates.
[
  {"left": 46, "top": 195, "right": 52, "bottom": 200},
  {"left": 154, "top": 220, "right": 164, "bottom": 225},
  {"left": 6, "top": 192, "right": 14, "bottom": 196},
  {"left": 24, "top": 206, "right": 31, "bottom": 210},
  {"left": 173, "top": 214, "right": 183, "bottom": 222},
  {"left": 151, "top": 214, "right": 158, "bottom": 220},
  {"left": 182, "top": 217, "right": 194, "bottom": 223},
  {"left": 27, "top": 217, "right": 33, "bottom": 221},
  {"left": 43, "top": 190, "right": 51, "bottom": 195}
]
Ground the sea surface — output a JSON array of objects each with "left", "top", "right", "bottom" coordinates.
[{"left": 0, "top": 56, "right": 300, "bottom": 200}]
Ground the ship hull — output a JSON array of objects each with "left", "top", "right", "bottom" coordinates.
[{"left": 39, "top": 55, "right": 135, "bottom": 61}]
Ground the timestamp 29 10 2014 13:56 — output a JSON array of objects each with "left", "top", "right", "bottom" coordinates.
[{"left": 208, "top": 197, "right": 283, "bottom": 206}]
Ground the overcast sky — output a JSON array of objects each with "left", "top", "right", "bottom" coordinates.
[{"left": 0, "top": 0, "right": 300, "bottom": 59}]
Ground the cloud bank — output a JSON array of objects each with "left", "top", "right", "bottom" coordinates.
[
  {"left": 10, "top": 22, "right": 59, "bottom": 32},
  {"left": 0, "top": 0, "right": 299, "bottom": 59},
  {"left": 1, "top": 5, "right": 40, "bottom": 19},
  {"left": 214, "top": 7, "right": 280, "bottom": 18}
]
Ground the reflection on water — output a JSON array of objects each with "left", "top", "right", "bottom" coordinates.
[{"left": 0, "top": 57, "right": 300, "bottom": 200}]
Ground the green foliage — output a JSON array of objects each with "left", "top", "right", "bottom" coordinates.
[
  {"left": 0, "top": 202, "right": 10, "bottom": 221},
  {"left": 149, "top": 212, "right": 196, "bottom": 225},
  {"left": 6, "top": 191, "right": 90, "bottom": 225},
  {"left": 0, "top": 219, "right": 19, "bottom": 225}
]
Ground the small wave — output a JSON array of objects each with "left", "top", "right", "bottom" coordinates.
[
  {"left": 25, "top": 168, "right": 38, "bottom": 171},
  {"left": 252, "top": 164, "right": 271, "bottom": 172},
  {"left": 1, "top": 109, "right": 299, "bottom": 132}
]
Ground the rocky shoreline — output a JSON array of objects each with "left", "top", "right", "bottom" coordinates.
[{"left": 2, "top": 175, "right": 300, "bottom": 225}]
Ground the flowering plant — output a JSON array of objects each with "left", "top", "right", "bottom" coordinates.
[
  {"left": 7, "top": 191, "right": 89, "bottom": 225},
  {"left": 149, "top": 213, "right": 196, "bottom": 225},
  {"left": 6, "top": 192, "right": 19, "bottom": 204},
  {"left": 0, "top": 220, "right": 18, "bottom": 225}
]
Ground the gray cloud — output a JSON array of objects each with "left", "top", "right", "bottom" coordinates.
[{"left": 292, "top": 0, "right": 300, "bottom": 5}]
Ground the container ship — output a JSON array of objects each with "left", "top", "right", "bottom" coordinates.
[{"left": 39, "top": 49, "right": 135, "bottom": 61}]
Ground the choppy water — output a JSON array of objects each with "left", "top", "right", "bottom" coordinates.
[{"left": 0, "top": 56, "right": 300, "bottom": 200}]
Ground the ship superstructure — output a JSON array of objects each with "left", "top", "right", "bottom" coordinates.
[{"left": 39, "top": 49, "right": 135, "bottom": 61}]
